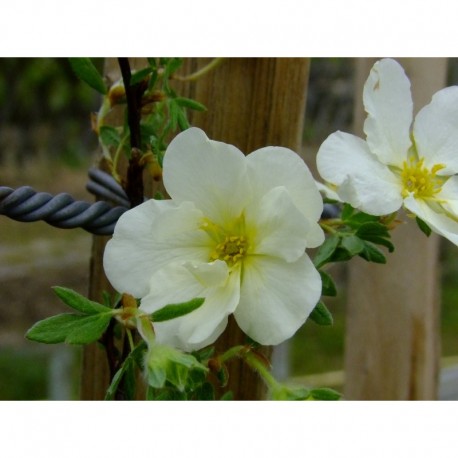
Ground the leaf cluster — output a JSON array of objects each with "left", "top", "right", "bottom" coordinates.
[
  {"left": 308, "top": 204, "right": 396, "bottom": 328},
  {"left": 314, "top": 203, "right": 395, "bottom": 269},
  {"left": 69, "top": 58, "right": 207, "bottom": 174},
  {"left": 25, "top": 287, "right": 115, "bottom": 345}
]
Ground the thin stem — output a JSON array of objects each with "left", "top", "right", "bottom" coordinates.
[
  {"left": 126, "top": 328, "right": 135, "bottom": 352},
  {"left": 118, "top": 58, "right": 145, "bottom": 207},
  {"left": 118, "top": 58, "right": 142, "bottom": 149},
  {"left": 174, "top": 58, "right": 225, "bottom": 82},
  {"left": 243, "top": 352, "right": 281, "bottom": 393},
  {"left": 319, "top": 221, "right": 338, "bottom": 234},
  {"left": 218, "top": 345, "right": 247, "bottom": 364},
  {"left": 111, "top": 131, "right": 129, "bottom": 183}
]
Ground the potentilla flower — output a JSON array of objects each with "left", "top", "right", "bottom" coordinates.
[
  {"left": 103, "top": 127, "right": 324, "bottom": 351},
  {"left": 317, "top": 58, "right": 458, "bottom": 245}
]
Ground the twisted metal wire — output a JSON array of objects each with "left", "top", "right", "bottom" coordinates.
[
  {"left": 0, "top": 168, "right": 129, "bottom": 235},
  {"left": 1, "top": 166, "right": 339, "bottom": 235}
]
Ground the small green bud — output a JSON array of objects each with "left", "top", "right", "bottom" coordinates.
[{"left": 144, "top": 344, "right": 207, "bottom": 392}]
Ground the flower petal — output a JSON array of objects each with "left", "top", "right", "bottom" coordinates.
[
  {"left": 404, "top": 195, "right": 458, "bottom": 246},
  {"left": 315, "top": 180, "right": 342, "bottom": 202},
  {"left": 437, "top": 176, "right": 458, "bottom": 216},
  {"left": 103, "top": 199, "right": 211, "bottom": 298},
  {"left": 363, "top": 58, "right": 413, "bottom": 165},
  {"left": 142, "top": 262, "right": 240, "bottom": 351},
  {"left": 245, "top": 186, "right": 318, "bottom": 262},
  {"left": 413, "top": 86, "right": 458, "bottom": 175},
  {"left": 234, "top": 254, "right": 321, "bottom": 345},
  {"left": 317, "top": 131, "right": 403, "bottom": 215},
  {"left": 163, "top": 127, "right": 250, "bottom": 227},
  {"left": 246, "top": 145, "right": 323, "bottom": 222}
]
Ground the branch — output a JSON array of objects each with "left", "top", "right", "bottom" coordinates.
[{"left": 118, "top": 58, "right": 146, "bottom": 208}]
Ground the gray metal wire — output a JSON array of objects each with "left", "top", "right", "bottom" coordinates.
[
  {"left": 86, "top": 167, "right": 130, "bottom": 208},
  {"left": 1, "top": 167, "right": 339, "bottom": 235},
  {"left": 0, "top": 168, "right": 129, "bottom": 235}
]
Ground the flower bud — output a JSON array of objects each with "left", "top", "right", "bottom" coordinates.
[{"left": 144, "top": 344, "right": 207, "bottom": 392}]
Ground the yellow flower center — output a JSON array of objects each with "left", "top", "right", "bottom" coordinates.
[
  {"left": 210, "top": 235, "right": 248, "bottom": 266},
  {"left": 201, "top": 217, "right": 250, "bottom": 267},
  {"left": 400, "top": 157, "right": 445, "bottom": 199}
]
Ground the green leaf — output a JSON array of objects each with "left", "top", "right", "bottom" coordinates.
[
  {"left": 340, "top": 235, "right": 365, "bottom": 256},
  {"left": 340, "top": 203, "right": 354, "bottom": 220},
  {"left": 147, "top": 366, "right": 167, "bottom": 389},
  {"left": 64, "top": 313, "right": 113, "bottom": 344},
  {"left": 416, "top": 216, "right": 432, "bottom": 237},
  {"left": 328, "top": 247, "right": 353, "bottom": 263},
  {"left": 359, "top": 241, "right": 386, "bottom": 264},
  {"left": 176, "top": 108, "right": 190, "bottom": 131},
  {"left": 355, "top": 221, "right": 390, "bottom": 239},
  {"left": 192, "top": 382, "right": 215, "bottom": 400},
  {"left": 272, "top": 386, "right": 310, "bottom": 400},
  {"left": 355, "top": 221, "right": 394, "bottom": 252},
  {"left": 175, "top": 97, "right": 207, "bottom": 112},
  {"left": 164, "top": 58, "right": 183, "bottom": 76},
  {"left": 130, "top": 67, "right": 153, "bottom": 86},
  {"left": 309, "top": 301, "right": 333, "bottom": 326},
  {"left": 147, "top": 58, "right": 158, "bottom": 69},
  {"left": 220, "top": 391, "right": 234, "bottom": 401},
  {"left": 26, "top": 314, "right": 88, "bottom": 344},
  {"left": 168, "top": 99, "right": 179, "bottom": 131},
  {"left": 151, "top": 297, "right": 205, "bottom": 322},
  {"left": 319, "top": 271, "right": 337, "bottom": 297},
  {"left": 52, "top": 286, "right": 112, "bottom": 315},
  {"left": 313, "top": 234, "right": 340, "bottom": 268},
  {"left": 345, "top": 211, "right": 379, "bottom": 227},
  {"left": 105, "top": 342, "right": 147, "bottom": 400},
  {"left": 26, "top": 312, "right": 112, "bottom": 345},
  {"left": 193, "top": 346, "right": 215, "bottom": 363},
  {"left": 68, "top": 58, "right": 107, "bottom": 94},
  {"left": 99, "top": 126, "right": 121, "bottom": 148},
  {"left": 308, "top": 387, "right": 342, "bottom": 400},
  {"left": 150, "top": 387, "right": 187, "bottom": 400}
]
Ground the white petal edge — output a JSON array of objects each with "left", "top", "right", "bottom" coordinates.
[
  {"left": 363, "top": 58, "right": 413, "bottom": 166},
  {"left": 245, "top": 186, "right": 319, "bottom": 262},
  {"left": 316, "top": 131, "right": 403, "bottom": 215},
  {"left": 147, "top": 263, "right": 241, "bottom": 351},
  {"left": 103, "top": 199, "right": 211, "bottom": 298},
  {"left": 404, "top": 195, "right": 458, "bottom": 246},
  {"left": 234, "top": 254, "right": 321, "bottom": 345},
  {"left": 163, "top": 127, "right": 250, "bottom": 227},
  {"left": 103, "top": 199, "right": 172, "bottom": 298},
  {"left": 413, "top": 86, "right": 458, "bottom": 175},
  {"left": 315, "top": 180, "right": 342, "bottom": 202},
  {"left": 246, "top": 145, "right": 323, "bottom": 223},
  {"left": 436, "top": 176, "right": 458, "bottom": 216}
]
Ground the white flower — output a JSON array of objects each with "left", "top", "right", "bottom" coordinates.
[
  {"left": 317, "top": 58, "right": 458, "bottom": 245},
  {"left": 103, "top": 127, "right": 324, "bottom": 351}
]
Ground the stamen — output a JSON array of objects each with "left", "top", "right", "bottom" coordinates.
[
  {"left": 401, "top": 157, "right": 445, "bottom": 199},
  {"left": 210, "top": 234, "right": 249, "bottom": 266}
]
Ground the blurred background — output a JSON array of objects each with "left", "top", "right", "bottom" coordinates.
[{"left": 1, "top": 58, "right": 458, "bottom": 399}]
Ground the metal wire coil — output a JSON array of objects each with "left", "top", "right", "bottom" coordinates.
[
  {"left": 0, "top": 168, "right": 129, "bottom": 235},
  {"left": 1, "top": 167, "right": 339, "bottom": 235}
]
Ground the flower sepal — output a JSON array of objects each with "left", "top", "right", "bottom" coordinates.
[{"left": 145, "top": 343, "right": 208, "bottom": 392}]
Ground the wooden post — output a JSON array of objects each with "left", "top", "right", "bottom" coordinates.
[
  {"left": 178, "top": 58, "right": 311, "bottom": 399},
  {"left": 344, "top": 58, "right": 447, "bottom": 400},
  {"left": 81, "top": 58, "right": 311, "bottom": 400}
]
